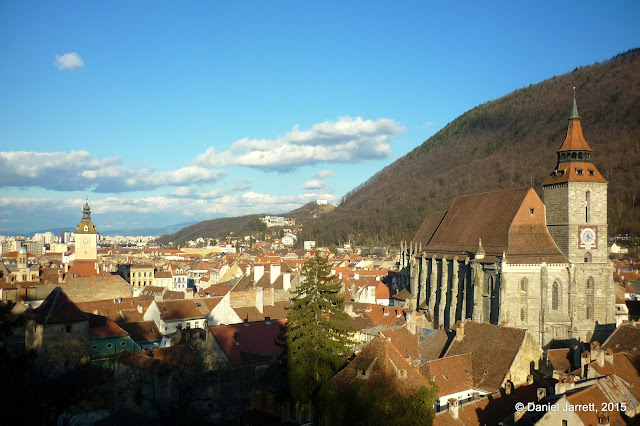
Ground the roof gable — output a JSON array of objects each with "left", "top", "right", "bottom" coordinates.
[{"left": 27, "top": 286, "right": 89, "bottom": 324}]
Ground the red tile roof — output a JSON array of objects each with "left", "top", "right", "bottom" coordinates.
[{"left": 209, "top": 320, "right": 285, "bottom": 366}]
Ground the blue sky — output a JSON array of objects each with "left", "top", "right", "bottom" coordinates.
[{"left": 1, "top": 1, "right": 639, "bottom": 235}]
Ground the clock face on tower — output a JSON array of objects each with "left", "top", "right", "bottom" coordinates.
[{"left": 578, "top": 226, "right": 598, "bottom": 250}]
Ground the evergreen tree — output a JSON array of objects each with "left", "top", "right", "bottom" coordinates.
[{"left": 284, "top": 252, "right": 352, "bottom": 402}]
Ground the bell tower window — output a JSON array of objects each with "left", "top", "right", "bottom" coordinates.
[{"left": 585, "top": 191, "right": 591, "bottom": 223}]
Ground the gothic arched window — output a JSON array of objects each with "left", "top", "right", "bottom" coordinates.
[
  {"left": 520, "top": 278, "right": 528, "bottom": 293},
  {"left": 586, "top": 305, "right": 592, "bottom": 320},
  {"left": 520, "top": 307, "right": 526, "bottom": 322},
  {"left": 552, "top": 281, "right": 560, "bottom": 311},
  {"left": 586, "top": 277, "right": 594, "bottom": 292},
  {"left": 584, "top": 252, "right": 592, "bottom": 263}
]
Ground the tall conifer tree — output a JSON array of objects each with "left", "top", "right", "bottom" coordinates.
[{"left": 284, "top": 252, "right": 352, "bottom": 402}]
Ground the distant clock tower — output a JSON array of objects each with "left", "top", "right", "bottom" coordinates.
[{"left": 74, "top": 199, "right": 99, "bottom": 261}]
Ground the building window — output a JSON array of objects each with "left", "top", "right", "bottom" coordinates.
[
  {"left": 120, "top": 341, "right": 127, "bottom": 346},
  {"left": 520, "top": 307, "right": 526, "bottom": 322},
  {"left": 261, "top": 393, "right": 267, "bottom": 410},
  {"left": 584, "top": 252, "right": 592, "bottom": 263},
  {"left": 106, "top": 343, "right": 113, "bottom": 349},
  {"left": 586, "top": 277, "right": 594, "bottom": 291},
  {"left": 66, "top": 325, "right": 72, "bottom": 333},
  {"left": 586, "top": 191, "right": 591, "bottom": 223},
  {"left": 552, "top": 281, "right": 560, "bottom": 311},
  {"left": 530, "top": 208, "right": 534, "bottom": 214},
  {"left": 520, "top": 278, "right": 528, "bottom": 293},
  {"left": 586, "top": 305, "right": 592, "bottom": 320}
]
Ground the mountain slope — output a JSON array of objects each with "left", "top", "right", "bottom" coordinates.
[{"left": 298, "top": 48, "right": 640, "bottom": 246}]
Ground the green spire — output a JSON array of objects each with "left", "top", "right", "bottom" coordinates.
[{"left": 570, "top": 86, "right": 580, "bottom": 120}]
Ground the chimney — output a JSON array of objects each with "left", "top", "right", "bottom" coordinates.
[
  {"left": 580, "top": 351, "right": 591, "bottom": 378},
  {"left": 270, "top": 263, "right": 281, "bottom": 284},
  {"left": 591, "top": 342, "right": 605, "bottom": 367},
  {"left": 283, "top": 272, "right": 291, "bottom": 292},
  {"left": 137, "top": 304, "right": 144, "bottom": 314},
  {"left": 449, "top": 399, "right": 459, "bottom": 419},
  {"left": 537, "top": 388, "right": 546, "bottom": 402},
  {"left": 505, "top": 380, "right": 513, "bottom": 395},
  {"left": 345, "top": 303, "right": 353, "bottom": 316},
  {"left": 604, "top": 348, "right": 614, "bottom": 365},
  {"left": 455, "top": 320, "right": 465, "bottom": 342},
  {"left": 598, "top": 411, "right": 610, "bottom": 425},
  {"left": 254, "top": 264, "right": 264, "bottom": 282},
  {"left": 255, "top": 286, "right": 264, "bottom": 313}
]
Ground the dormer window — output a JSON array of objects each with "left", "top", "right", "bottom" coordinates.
[
  {"left": 530, "top": 208, "right": 535, "bottom": 214},
  {"left": 589, "top": 170, "right": 595, "bottom": 176},
  {"left": 84, "top": 225, "right": 88, "bottom": 231},
  {"left": 576, "top": 169, "right": 583, "bottom": 176}
]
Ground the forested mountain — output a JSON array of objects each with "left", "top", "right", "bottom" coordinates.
[{"left": 162, "top": 48, "right": 640, "bottom": 247}]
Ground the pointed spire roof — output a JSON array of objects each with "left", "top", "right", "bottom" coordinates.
[
  {"left": 558, "top": 90, "right": 593, "bottom": 153},
  {"left": 570, "top": 87, "right": 580, "bottom": 120}
]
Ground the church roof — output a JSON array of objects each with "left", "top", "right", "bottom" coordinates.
[
  {"left": 542, "top": 161, "right": 607, "bottom": 185},
  {"left": 419, "top": 188, "right": 566, "bottom": 263},
  {"left": 412, "top": 211, "right": 446, "bottom": 247},
  {"left": 557, "top": 114, "right": 593, "bottom": 152}
]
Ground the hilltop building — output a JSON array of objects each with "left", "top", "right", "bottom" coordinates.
[{"left": 400, "top": 95, "right": 615, "bottom": 347}]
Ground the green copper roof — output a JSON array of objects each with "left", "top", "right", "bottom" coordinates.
[{"left": 570, "top": 88, "right": 580, "bottom": 120}]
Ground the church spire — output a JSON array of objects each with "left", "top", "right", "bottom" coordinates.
[{"left": 570, "top": 86, "right": 580, "bottom": 120}]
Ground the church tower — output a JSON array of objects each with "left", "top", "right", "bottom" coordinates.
[
  {"left": 543, "top": 93, "right": 608, "bottom": 264},
  {"left": 74, "top": 199, "right": 99, "bottom": 261}
]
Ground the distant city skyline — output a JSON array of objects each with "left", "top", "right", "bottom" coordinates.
[{"left": 1, "top": 1, "right": 639, "bottom": 234}]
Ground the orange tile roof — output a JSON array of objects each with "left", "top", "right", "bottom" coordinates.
[
  {"left": 543, "top": 161, "right": 607, "bottom": 185},
  {"left": 209, "top": 320, "right": 286, "bottom": 366},
  {"left": 421, "top": 353, "right": 474, "bottom": 396},
  {"left": 558, "top": 118, "right": 593, "bottom": 152},
  {"left": 444, "top": 320, "right": 526, "bottom": 392},
  {"left": 326, "top": 337, "right": 432, "bottom": 396}
]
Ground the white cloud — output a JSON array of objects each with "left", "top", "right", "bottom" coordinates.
[
  {"left": 0, "top": 151, "right": 224, "bottom": 192},
  {"left": 303, "top": 179, "right": 325, "bottom": 190},
  {"left": 168, "top": 186, "right": 196, "bottom": 197},
  {"left": 55, "top": 52, "right": 84, "bottom": 71},
  {"left": 199, "top": 188, "right": 224, "bottom": 199},
  {"left": 313, "top": 169, "right": 336, "bottom": 179},
  {"left": 193, "top": 116, "right": 404, "bottom": 171},
  {"left": 230, "top": 178, "right": 251, "bottom": 192},
  {"left": 0, "top": 191, "right": 338, "bottom": 226}
]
